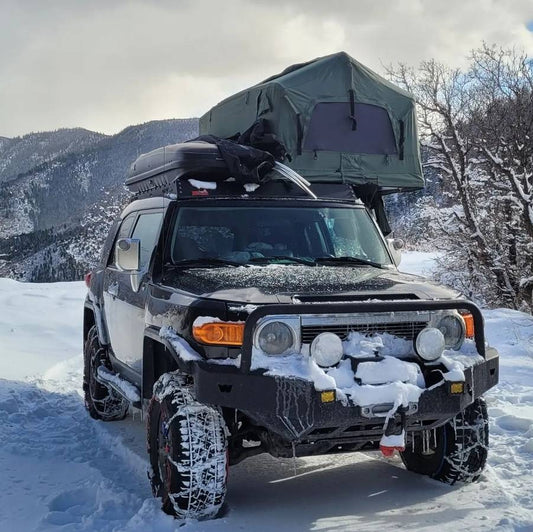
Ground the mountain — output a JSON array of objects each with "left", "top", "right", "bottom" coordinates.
[
  {"left": 0, "top": 128, "right": 107, "bottom": 185},
  {"left": 0, "top": 119, "right": 199, "bottom": 281}
]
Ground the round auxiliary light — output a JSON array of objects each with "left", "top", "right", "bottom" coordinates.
[
  {"left": 311, "top": 332, "right": 344, "bottom": 367},
  {"left": 258, "top": 321, "right": 294, "bottom": 355},
  {"left": 437, "top": 314, "right": 465, "bottom": 350},
  {"left": 415, "top": 327, "right": 445, "bottom": 362}
]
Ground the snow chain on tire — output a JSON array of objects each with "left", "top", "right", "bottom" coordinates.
[
  {"left": 83, "top": 325, "right": 129, "bottom": 421},
  {"left": 147, "top": 372, "right": 228, "bottom": 520},
  {"left": 401, "top": 397, "right": 489, "bottom": 484}
]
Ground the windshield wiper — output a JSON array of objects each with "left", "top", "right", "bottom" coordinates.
[
  {"left": 315, "top": 256, "right": 384, "bottom": 269},
  {"left": 167, "top": 258, "right": 243, "bottom": 268},
  {"left": 248, "top": 255, "right": 316, "bottom": 266}
]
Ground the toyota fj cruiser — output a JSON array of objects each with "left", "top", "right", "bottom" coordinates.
[{"left": 83, "top": 140, "right": 499, "bottom": 520}]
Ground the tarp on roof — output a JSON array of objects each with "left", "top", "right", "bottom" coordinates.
[{"left": 199, "top": 51, "right": 424, "bottom": 191}]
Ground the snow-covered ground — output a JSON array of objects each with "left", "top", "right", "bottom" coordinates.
[
  {"left": 398, "top": 250, "right": 442, "bottom": 277},
  {"left": 1, "top": 251, "right": 533, "bottom": 531}
]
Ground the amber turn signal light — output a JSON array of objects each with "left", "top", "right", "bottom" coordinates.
[
  {"left": 193, "top": 322, "right": 244, "bottom": 346},
  {"left": 449, "top": 382, "right": 464, "bottom": 395},
  {"left": 460, "top": 312, "right": 475, "bottom": 339},
  {"left": 320, "top": 390, "right": 336, "bottom": 403}
]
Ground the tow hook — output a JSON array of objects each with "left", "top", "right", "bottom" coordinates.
[{"left": 380, "top": 406, "right": 407, "bottom": 457}]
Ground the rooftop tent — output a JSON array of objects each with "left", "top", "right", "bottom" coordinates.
[{"left": 199, "top": 51, "right": 424, "bottom": 191}]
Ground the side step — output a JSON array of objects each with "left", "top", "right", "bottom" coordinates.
[{"left": 96, "top": 366, "right": 142, "bottom": 409}]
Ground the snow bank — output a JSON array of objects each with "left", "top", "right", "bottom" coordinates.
[
  {"left": 0, "top": 278, "right": 86, "bottom": 380},
  {"left": 398, "top": 251, "right": 442, "bottom": 277}
]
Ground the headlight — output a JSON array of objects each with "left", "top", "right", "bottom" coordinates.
[
  {"left": 415, "top": 327, "right": 445, "bottom": 361},
  {"left": 257, "top": 321, "right": 294, "bottom": 355},
  {"left": 436, "top": 314, "right": 465, "bottom": 350},
  {"left": 311, "top": 332, "right": 343, "bottom": 367}
]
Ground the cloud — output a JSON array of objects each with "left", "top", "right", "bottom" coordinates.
[{"left": 1, "top": 0, "right": 533, "bottom": 137}]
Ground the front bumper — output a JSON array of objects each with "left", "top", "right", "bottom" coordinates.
[
  {"left": 169, "top": 299, "right": 498, "bottom": 446},
  {"left": 192, "top": 348, "right": 499, "bottom": 443}
]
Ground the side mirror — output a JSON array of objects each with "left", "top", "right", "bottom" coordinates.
[
  {"left": 390, "top": 238, "right": 405, "bottom": 251},
  {"left": 386, "top": 238, "right": 405, "bottom": 266},
  {"left": 115, "top": 238, "right": 140, "bottom": 271}
]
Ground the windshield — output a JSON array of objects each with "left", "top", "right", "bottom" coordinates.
[{"left": 168, "top": 205, "right": 392, "bottom": 268}]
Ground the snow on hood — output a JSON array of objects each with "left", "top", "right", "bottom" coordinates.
[{"left": 163, "top": 264, "right": 459, "bottom": 303}]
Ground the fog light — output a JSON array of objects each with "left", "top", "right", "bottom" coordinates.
[
  {"left": 310, "top": 332, "right": 343, "bottom": 367},
  {"left": 415, "top": 327, "right": 445, "bottom": 361}
]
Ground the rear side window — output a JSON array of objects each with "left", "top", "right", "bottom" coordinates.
[
  {"left": 131, "top": 212, "right": 163, "bottom": 269},
  {"left": 304, "top": 102, "right": 397, "bottom": 155}
]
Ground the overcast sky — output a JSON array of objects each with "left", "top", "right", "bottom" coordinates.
[{"left": 2, "top": 0, "right": 533, "bottom": 138}]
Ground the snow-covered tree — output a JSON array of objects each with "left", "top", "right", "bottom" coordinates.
[{"left": 388, "top": 45, "right": 533, "bottom": 312}]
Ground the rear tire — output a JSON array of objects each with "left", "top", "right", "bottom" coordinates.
[
  {"left": 147, "top": 372, "right": 228, "bottom": 520},
  {"left": 83, "top": 325, "right": 129, "bottom": 421},
  {"left": 401, "top": 397, "right": 489, "bottom": 484}
]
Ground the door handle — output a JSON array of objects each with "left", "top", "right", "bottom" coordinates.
[{"left": 107, "top": 282, "right": 119, "bottom": 298}]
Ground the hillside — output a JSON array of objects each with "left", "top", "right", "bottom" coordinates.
[{"left": 0, "top": 119, "right": 199, "bottom": 281}]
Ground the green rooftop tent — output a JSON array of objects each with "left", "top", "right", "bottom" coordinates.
[{"left": 199, "top": 51, "right": 424, "bottom": 192}]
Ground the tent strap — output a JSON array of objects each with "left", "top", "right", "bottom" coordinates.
[{"left": 349, "top": 89, "right": 357, "bottom": 131}]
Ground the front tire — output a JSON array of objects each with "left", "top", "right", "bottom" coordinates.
[
  {"left": 401, "top": 398, "right": 489, "bottom": 484},
  {"left": 147, "top": 372, "right": 228, "bottom": 520},
  {"left": 83, "top": 325, "right": 129, "bottom": 421}
]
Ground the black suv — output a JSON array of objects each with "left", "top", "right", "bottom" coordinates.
[{"left": 83, "top": 141, "right": 499, "bottom": 520}]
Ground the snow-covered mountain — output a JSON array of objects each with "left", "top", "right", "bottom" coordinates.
[
  {"left": 0, "top": 128, "right": 107, "bottom": 185},
  {"left": 0, "top": 119, "right": 199, "bottom": 281}
]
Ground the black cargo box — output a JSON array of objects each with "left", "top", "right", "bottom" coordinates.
[
  {"left": 125, "top": 142, "right": 229, "bottom": 194},
  {"left": 125, "top": 141, "right": 365, "bottom": 204}
]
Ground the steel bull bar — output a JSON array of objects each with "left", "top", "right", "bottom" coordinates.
[
  {"left": 187, "top": 299, "right": 497, "bottom": 443},
  {"left": 239, "top": 299, "right": 487, "bottom": 373}
]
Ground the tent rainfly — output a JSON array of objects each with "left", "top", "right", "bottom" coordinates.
[{"left": 200, "top": 51, "right": 424, "bottom": 192}]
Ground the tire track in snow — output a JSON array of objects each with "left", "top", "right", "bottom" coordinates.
[{"left": 0, "top": 373, "right": 151, "bottom": 531}]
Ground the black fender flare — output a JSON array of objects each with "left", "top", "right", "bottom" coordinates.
[
  {"left": 142, "top": 326, "right": 195, "bottom": 400},
  {"left": 83, "top": 298, "right": 109, "bottom": 346}
]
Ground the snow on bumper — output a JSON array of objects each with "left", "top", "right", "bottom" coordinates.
[{"left": 190, "top": 351, "right": 498, "bottom": 442}]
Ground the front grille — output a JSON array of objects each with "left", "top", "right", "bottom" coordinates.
[{"left": 301, "top": 321, "right": 427, "bottom": 344}]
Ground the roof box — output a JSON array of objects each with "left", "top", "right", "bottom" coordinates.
[{"left": 125, "top": 142, "right": 228, "bottom": 194}]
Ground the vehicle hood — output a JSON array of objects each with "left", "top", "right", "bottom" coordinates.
[{"left": 162, "top": 265, "right": 460, "bottom": 304}]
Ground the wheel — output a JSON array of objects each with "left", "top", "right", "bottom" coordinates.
[
  {"left": 401, "top": 397, "right": 489, "bottom": 484},
  {"left": 147, "top": 372, "right": 228, "bottom": 520},
  {"left": 83, "top": 325, "right": 129, "bottom": 421}
]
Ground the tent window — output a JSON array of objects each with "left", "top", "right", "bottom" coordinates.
[{"left": 304, "top": 102, "right": 397, "bottom": 155}]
